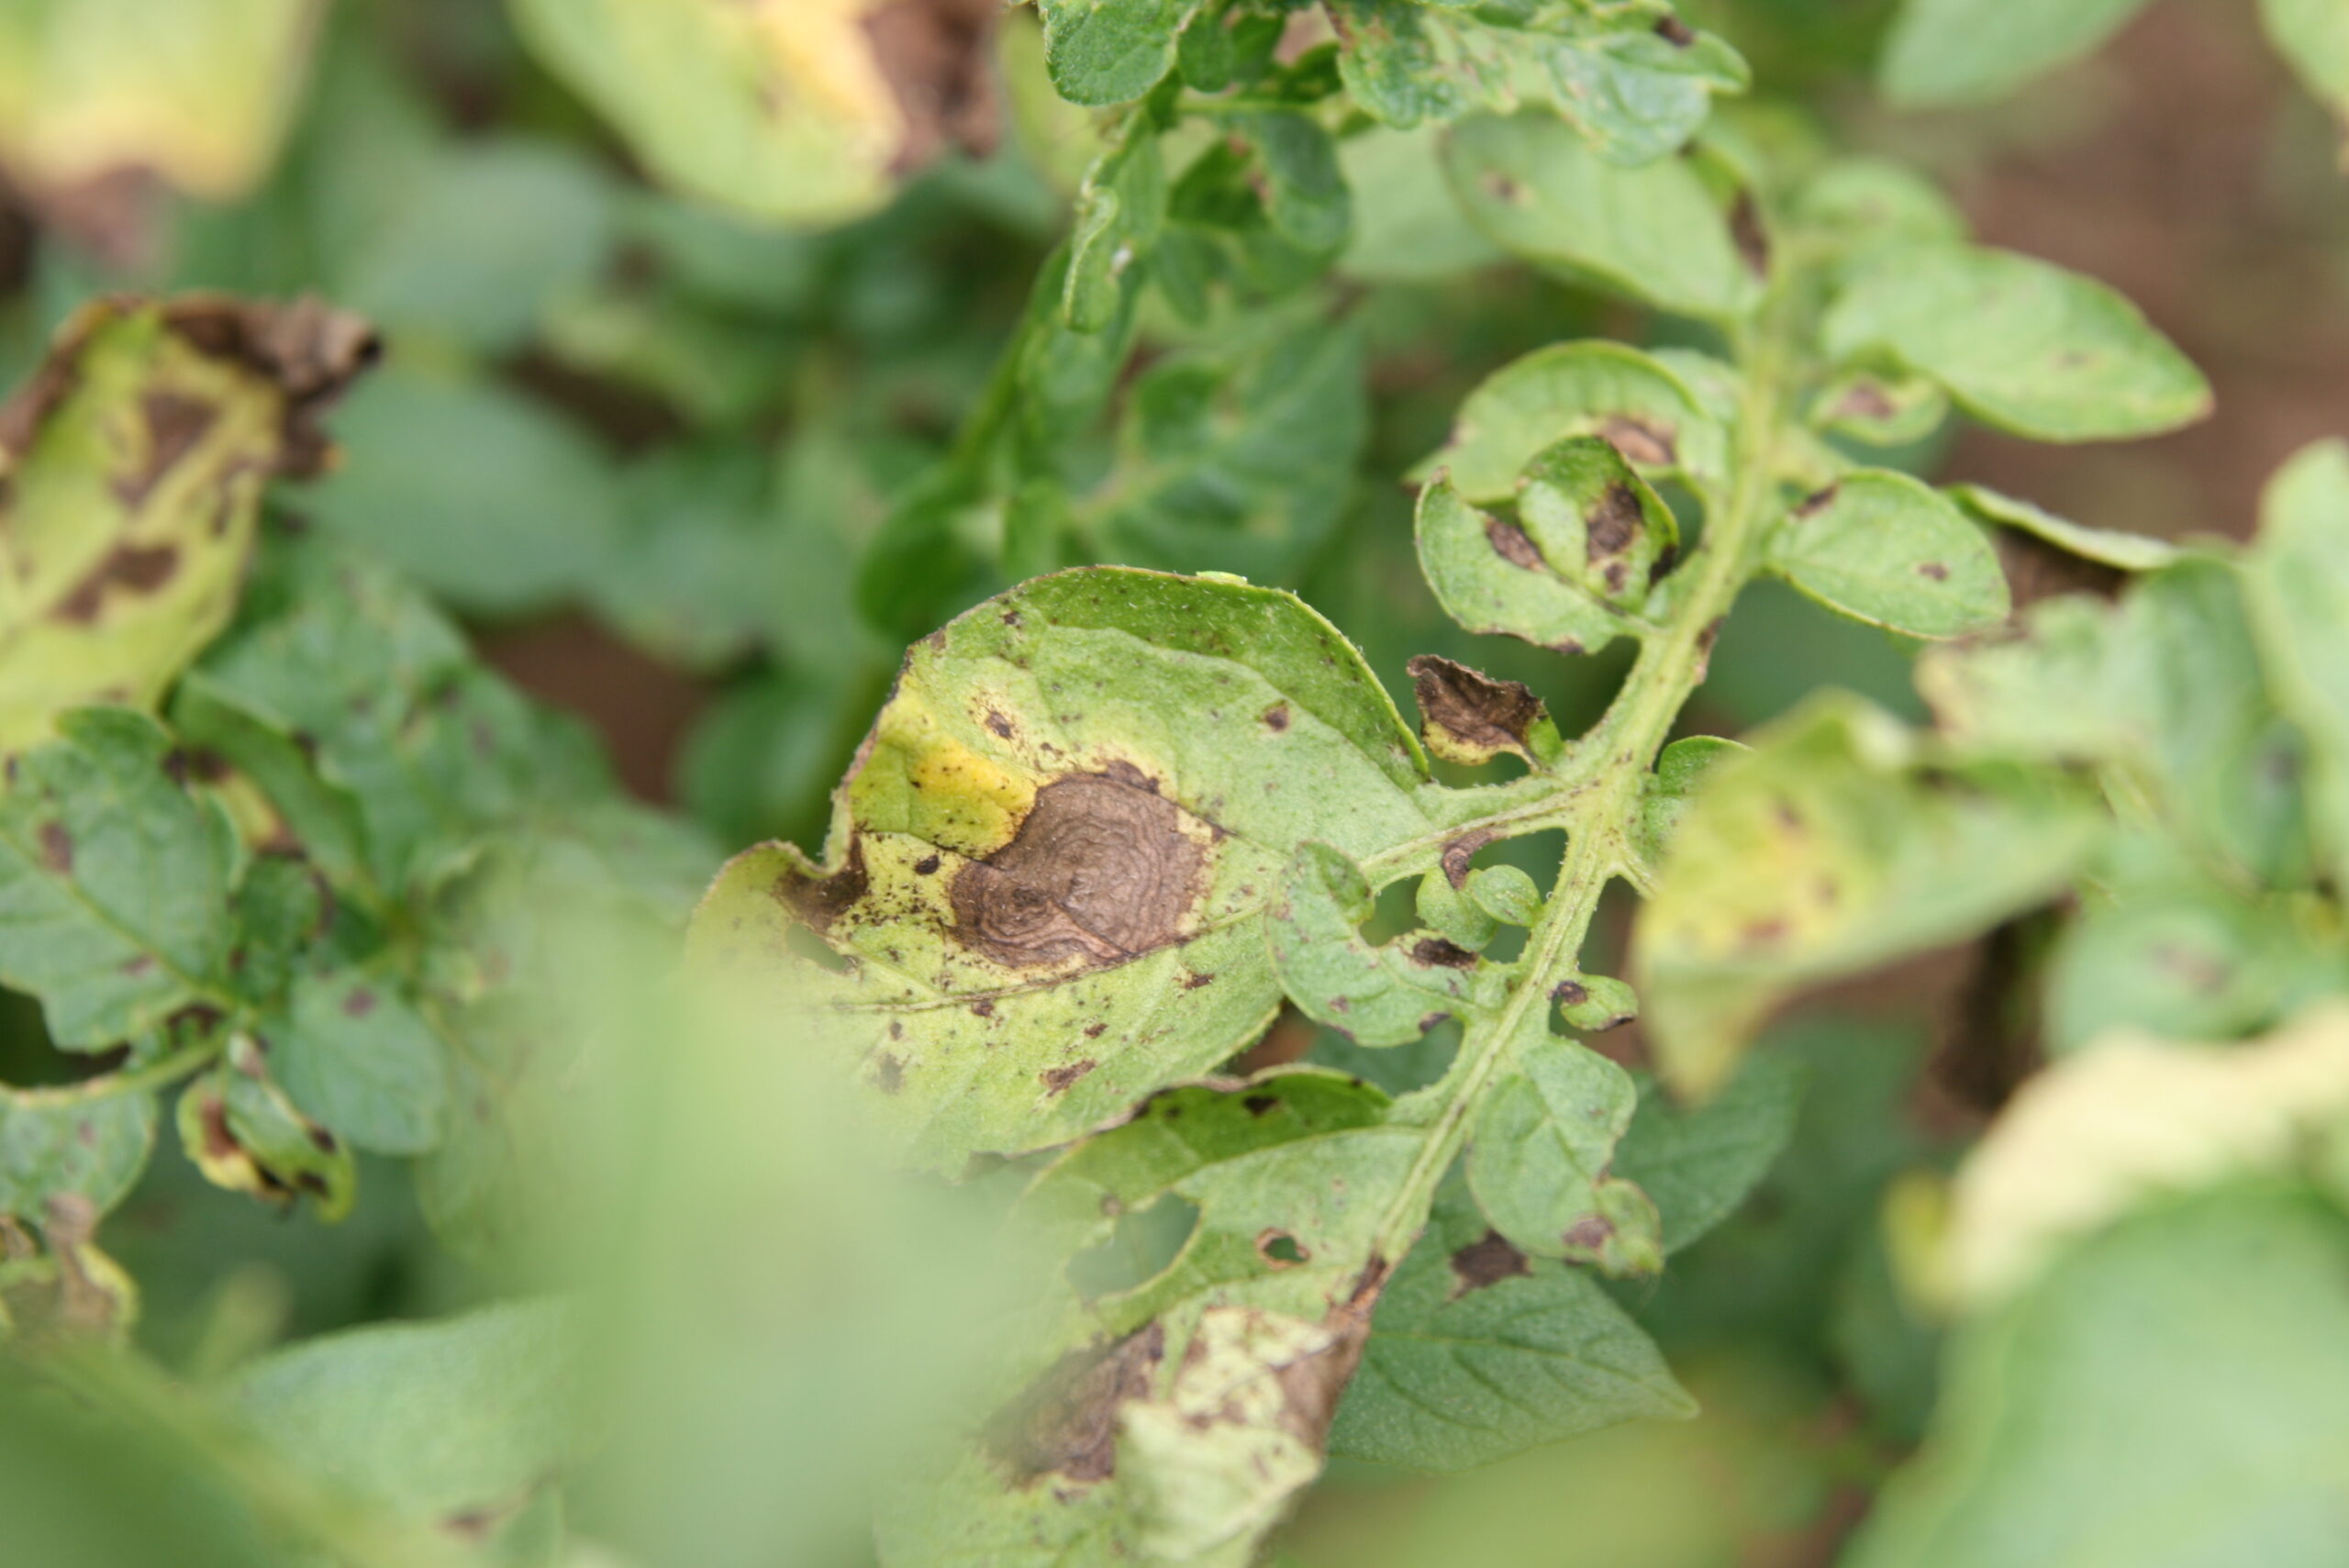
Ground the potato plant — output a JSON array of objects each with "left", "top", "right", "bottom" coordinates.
[{"left": 2, "top": 3, "right": 2348, "bottom": 1567}]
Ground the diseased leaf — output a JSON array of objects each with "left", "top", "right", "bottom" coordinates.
[
  {"left": 1037, "top": 0, "right": 1205, "bottom": 106},
  {"left": 1851, "top": 1188, "right": 2349, "bottom": 1568},
  {"left": 0, "top": 0, "right": 323, "bottom": 205},
  {"left": 1636, "top": 696, "right": 2104, "bottom": 1095},
  {"left": 1822, "top": 244, "right": 2210, "bottom": 443},
  {"left": 268, "top": 970, "right": 449, "bottom": 1158},
  {"left": 0, "top": 1090, "right": 157, "bottom": 1224},
  {"left": 1270, "top": 841, "right": 1498, "bottom": 1046},
  {"left": 1544, "top": 18, "right": 1748, "bottom": 168},
  {"left": 2044, "top": 881, "right": 2328, "bottom": 1057},
  {"left": 0, "top": 296, "right": 376, "bottom": 751},
  {"left": 230, "top": 1298, "right": 583, "bottom": 1528},
  {"left": 1232, "top": 112, "right": 1351, "bottom": 256},
  {"left": 1950, "top": 484, "right": 2180, "bottom": 573},
  {"left": 1414, "top": 476, "right": 1634, "bottom": 658},
  {"left": 1414, "top": 340, "right": 1726, "bottom": 504},
  {"left": 1466, "top": 1008, "right": 1661, "bottom": 1277},
  {"left": 1407, "top": 654, "right": 1561, "bottom": 769},
  {"left": 0, "top": 707, "right": 238, "bottom": 1050},
  {"left": 1809, "top": 371, "right": 1949, "bottom": 448},
  {"left": 1765, "top": 472, "right": 2011, "bottom": 640},
  {"left": 689, "top": 568, "right": 1516, "bottom": 1171},
  {"left": 2264, "top": 0, "right": 2349, "bottom": 121},
  {"left": 1615, "top": 1052, "right": 1806, "bottom": 1254},
  {"left": 1635, "top": 734, "right": 1745, "bottom": 874},
  {"left": 1443, "top": 110, "right": 1757, "bottom": 322},
  {"left": 1328, "top": 0, "right": 1468, "bottom": 129},
  {"left": 2244, "top": 440, "right": 2349, "bottom": 891},
  {"left": 1518, "top": 436, "right": 1678, "bottom": 612},
  {"left": 1327, "top": 1184, "right": 1694, "bottom": 1473},
  {"left": 1877, "top": 0, "right": 2155, "bottom": 107},
  {"left": 177, "top": 1035, "right": 357, "bottom": 1222}
]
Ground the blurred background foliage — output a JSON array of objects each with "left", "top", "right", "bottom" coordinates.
[{"left": 3, "top": 1, "right": 2348, "bottom": 1564}]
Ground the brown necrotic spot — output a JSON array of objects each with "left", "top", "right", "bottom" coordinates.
[
  {"left": 341, "top": 987, "right": 376, "bottom": 1018},
  {"left": 54, "top": 542, "right": 180, "bottom": 623},
  {"left": 775, "top": 840, "right": 869, "bottom": 934},
  {"left": 1442, "top": 828, "right": 1498, "bottom": 890},
  {"left": 1563, "top": 1215, "right": 1617, "bottom": 1252},
  {"left": 1793, "top": 484, "right": 1840, "bottom": 520},
  {"left": 1587, "top": 483, "right": 1644, "bottom": 562},
  {"left": 1040, "top": 1058, "right": 1097, "bottom": 1095},
  {"left": 1553, "top": 979, "right": 1588, "bottom": 1006},
  {"left": 1262, "top": 703, "right": 1290, "bottom": 732},
  {"left": 1486, "top": 516, "right": 1546, "bottom": 571},
  {"left": 1449, "top": 1229, "right": 1531, "bottom": 1296},
  {"left": 1834, "top": 382, "right": 1897, "bottom": 422},
  {"left": 1599, "top": 416, "right": 1675, "bottom": 468},
  {"left": 1654, "top": 15, "right": 1697, "bottom": 45},
  {"left": 1243, "top": 1093, "right": 1279, "bottom": 1117},
  {"left": 949, "top": 770, "right": 1207, "bottom": 969},
  {"left": 1409, "top": 655, "right": 1543, "bottom": 757},
  {"left": 985, "top": 709, "right": 1014, "bottom": 739},
  {"left": 116, "top": 391, "right": 217, "bottom": 505},
  {"left": 37, "top": 821, "right": 72, "bottom": 874},
  {"left": 1409, "top": 936, "right": 1478, "bottom": 970},
  {"left": 870, "top": 1051, "right": 906, "bottom": 1094},
  {"left": 988, "top": 1322, "right": 1165, "bottom": 1485},
  {"left": 1918, "top": 561, "right": 1950, "bottom": 581}
]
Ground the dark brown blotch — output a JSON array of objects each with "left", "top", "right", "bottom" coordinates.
[
  {"left": 1040, "top": 1058, "right": 1097, "bottom": 1096},
  {"left": 37, "top": 821, "right": 72, "bottom": 874},
  {"left": 987, "top": 1323, "right": 1165, "bottom": 1485},
  {"left": 1486, "top": 516, "right": 1546, "bottom": 572},
  {"left": 1586, "top": 482, "right": 1644, "bottom": 562},
  {"left": 1599, "top": 416, "right": 1675, "bottom": 469},
  {"left": 1408, "top": 654, "right": 1544, "bottom": 759},
  {"left": 775, "top": 839, "right": 870, "bottom": 934},
  {"left": 116, "top": 391, "right": 217, "bottom": 506},
  {"left": 1918, "top": 562, "right": 1950, "bottom": 582},
  {"left": 54, "top": 542, "right": 181, "bottom": 624},
  {"left": 1449, "top": 1229, "right": 1531, "bottom": 1296},
  {"left": 1409, "top": 936, "right": 1478, "bottom": 970}
]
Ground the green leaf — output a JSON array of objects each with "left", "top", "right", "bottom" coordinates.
[
  {"left": 230, "top": 1298, "right": 583, "bottom": 1525},
  {"left": 1634, "top": 734, "right": 1746, "bottom": 874},
  {"left": 1065, "top": 127, "right": 1168, "bottom": 334},
  {"left": 1037, "top": 0, "right": 1205, "bottom": 106},
  {"left": 1519, "top": 435, "right": 1680, "bottom": 611},
  {"left": 1950, "top": 484, "right": 2181, "bottom": 573},
  {"left": 1615, "top": 1052, "right": 1806, "bottom": 1253},
  {"left": 1465, "top": 1008, "right": 1662, "bottom": 1277},
  {"left": 2044, "top": 884, "right": 2307, "bottom": 1057},
  {"left": 1328, "top": 0, "right": 1468, "bottom": 129},
  {"left": 2245, "top": 440, "right": 2349, "bottom": 891},
  {"left": 507, "top": 0, "right": 923, "bottom": 225},
  {"left": 1636, "top": 696, "right": 2104, "bottom": 1095},
  {"left": 1544, "top": 21, "right": 1748, "bottom": 168},
  {"left": 0, "top": 297, "right": 374, "bottom": 751},
  {"left": 1233, "top": 112, "right": 1352, "bottom": 255},
  {"left": 1878, "top": 0, "right": 2155, "bottom": 107},
  {"left": 1413, "top": 340, "right": 1726, "bottom": 504},
  {"left": 268, "top": 970, "right": 449, "bottom": 1158},
  {"left": 2264, "top": 0, "right": 2349, "bottom": 119},
  {"left": 0, "top": 1090, "right": 157, "bottom": 1223},
  {"left": 1765, "top": 472, "right": 2011, "bottom": 640},
  {"left": 1790, "top": 156, "right": 1970, "bottom": 256},
  {"left": 1269, "top": 842, "right": 1497, "bottom": 1046},
  {"left": 1327, "top": 1184, "right": 1694, "bottom": 1473},
  {"left": 688, "top": 569, "right": 1508, "bottom": 1171},
  {"left": 1337, "top": 123, "right": 1504, "bottom": 281},
  {"left": 305, "top": 362, "right": 622, "bottom": 615},
  {"left": 0, "top": 707, "right": 236, "bottom": 1049},
  {"left": 1443, "top": 110, "right": 1757, "bottom": 321},
  {"left": 1809, "top": 370, "right": 1950, "bottom": 448},
  {"left": 1822, "top": 244, "right": 2210, "bottom": 443},
  {"left": 1414, "top": 476, "right": 1634, "bottom": 657}
]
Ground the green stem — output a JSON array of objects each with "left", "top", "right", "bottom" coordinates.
[
  {"left": 1, "top": 1037, "right": 222, "bottom": 1109},
  {"left": 1368, "top": 299, "right": 1798, "bottom": 1263}
]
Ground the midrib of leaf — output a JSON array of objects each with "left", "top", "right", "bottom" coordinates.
[{"left": 1366, "top": 293, "right": 1799, "bottom": 1266}]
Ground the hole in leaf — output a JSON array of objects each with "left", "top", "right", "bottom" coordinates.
[
  {"left": 1363, "top": 875, "right": 1421, "bottom": 946},
  {"left": 1066, "top": 1193, "right": 1200, "bottom": 1298},
  {"left": 1256, "top": 1229, "right": 1309, "bottom": 1266}
]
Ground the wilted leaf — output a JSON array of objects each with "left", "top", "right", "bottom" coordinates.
[
  {"left": 1327, "top": 1184, "right": 1693, "bottom": 1473},
  {"left": 0, "top": 296, "right": 377, "bottom": 751},
  {"left": 690, "top": 569, "right": 1512, "bottom": 1171},
  {"left": 1822, "top": 244, "right": 2210, "bottom": 443},
  {"left": 1443, "top": 110, "right": 1757, "bottom": 322},
  {"left": 1765, "top": 472, "right": 2010, "bottom": 640},
  {"left": 1636, "top": 696, "right": 2103, "bottom": 1095},
  {"left": 177, "top": 1036, "right": 357, "bottom": 1222},
  {"left": 1877, "top": 0, "right": 2154, "bottom": 107},
  {"left": 0, "top": 708, "right": 238, "bottom": 1050}
]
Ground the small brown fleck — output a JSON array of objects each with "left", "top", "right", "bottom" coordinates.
[
  {"left": 37, "top": 821, "right": 72, "bottom": 874},
  {"left": 1562, "top": 1216, "right": 1616, "bottom": 1252},
  {"left": 1586, "top": 482, "right": 1644, "bottom": 562},
  {"left": 1449, "top": 1229, "right": 1531, "bottom": 1296},
  {"left": 1654, "top": 15, "right": 1697, "bottom": 45},
  {"left": 871, "top": 1051, "right": 906, "bottom": 1094},
  {"left": 1553, "top": 979, "right": 1588, "bottom": 1006},
  {"left": 1793, "top": 485, "right": 1840, "bottom": 520},
  {"left": 1918, "top": 562, "right": 1950, "bottom": 582},
  {"left": 1262, "top": 704, "right": 1290, "bottom": 732},
  {"left": 1729, "top": 191, "right": 1770, "bottom": 279},
  {"left": 1833, "top": 382, "right": 1897, "bottom": 422},
  {"left": 54, "top": 542, "right": 181, "bottom": 623},
  {"left": 1041, "top": 1059, "right": 1097, "bottom": 1096},
  {"left": 971, "top": 998, "right": 996, "bottom": 1018},
  {"left": 1084, "top": 1021, "right": 1107, "bottom": 1039},
  {"left": 913, "top": 853, "right": 941, "bottom": 876},
  {"left": 985, "top": 710, "right": 1015, "bottom": 740},
  {"left": 341, "top": 987, "right": 376, "bottom": 1018},
  {"left": 1183, "top": 971, "right": 1215, "bottom": 989}
]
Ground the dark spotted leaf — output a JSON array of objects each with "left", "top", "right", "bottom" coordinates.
[
  {"left": 1408, "top": 654, "right": 1561, "bottom": 768},
  {"left": 177, "top": 1035, "right": 358, "bottom": 1222},
  {"left": 266, "top": 970, "right": 449, "bottom": 1158},
  {"left": 1413, "top": 340, "right": 1726, "bottom": 504},
  {"left": 1327, "top": 0, "right": 1471, "bottom": 128},
  {"left": 2043, "top": 882, "right": 2319, "bottom": 1057},
  {"left": 1877, "top": 0, "right": 2155, "bottom": 107},
  {"left": 1518, "top": 435, "right": 1679, "bottom": 611},
  {"left": 0, "top": 1090, "right": 157, "bottom": 1224},
  {"left": 1465, "top": 1007, "right": 1661, "bottom": 1277},
  {"left": 1269, "top": 841, "right": 1500, "bottom": 1045},
  {"left": 1636, "top": 696, "right": 2104, "bottom": 1095},
  {"left": 0, "top": 295, "right": 374, "bottom": 750},
  {"left": 1765, "top": 472, "right": 2011, "bottom": 640},
  {"left": 1444, "top": 109, "right": 1757, "bottom": 322},
  {"left": 0, "top": 707, "right": 238, "bottom": 1050},
  {"left": 1822, "top": 244, "right": 2210, "bottom": 443},
  {"left": 1415, "top": 476, "right": 1635, "bottom": 657},
  {"left": 689, "top": 569, "right": 1520, "bottom": 1172},
  {"left": 1327, "top": 1184, "right": 1693, "bottom": 1473},
  {"left": 1544, "top": 17, "right": 1748, "bottom": 167}
]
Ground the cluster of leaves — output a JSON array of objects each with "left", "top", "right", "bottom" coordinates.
[{"left": 2, "top": 4, "right": 2349, "bottom": 1568}]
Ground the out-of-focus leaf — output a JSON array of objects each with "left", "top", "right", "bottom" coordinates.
[
  {"left": 1615, "top": 1051, "right": 1807, "bottom": 1254},
  {"left": 1035, "top": 0, "right": 1206, "bottom": 106},
  {"left": 1765, "top": 471, "right": 2010, "bottom": 639},
  {"left": 1950, "top": 483, "right": 2181, "bottom": 572},
  {"left": 1544, "top": 19, "right": 1749, "bottom": 167},
  {"left": 1877, "top": 0, "right": 2155, "bottom": 107},
  {"left": 1413, "top": 340, "right": 1726, "bottom": 503},
  {"left": 1465, "top": 1008, "right": 1662, "bottom": 1277},
  {"left": 2044, "top": 880, "right": 2327, "bottom": 1056},
  {"left": 1444, "top": 110, "right": 1757, "bottom": 321},
  {"left": 2264, "top": 0, "right": 2349, "bottom": 121},
  {"left": 303, "top": 362, "right": 621, "bottom": 615},
  {"left": 1822, "top": 244, "right": 2210, "bottom": 442},
  {"left": 2245, "top": 440, "right": 2349, "bottom": 891},
  {"left": 1327, "top": 1183, "right": 1693, "bottom": 1473},
  {"left": 1637, "top": 696, "right": 2103, "bottom": 1095},
  {"left": 0, "top": 0, "right": 322, "bottom": 204},
  {"left": 266, "top": 970, "right": 448, "bottom": 1159},
  {"left": 1944, "top": 1005, "right": 2349, "bottom": 1306},
  {"left": 0, "top": 296, "right": 376, "bottom": 751},
  {"left": 690, "top": 569, "right": 1522, "bottom": 1172},
  {"left": 177, "top": 1036, "right": 357, "bottom": 1223},
  {"left": 1336, "top": 124, "right": 1502, "bottom": 281},
  {"left": 0, "top": 1088, "right": 157, "bottom": 1223},
  {"left": 1854, "top": 1185, "right": 2349, "bottom": 1568},
  {"left": 0, "top": 708, "right": 237, "bottom": 1050}
]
